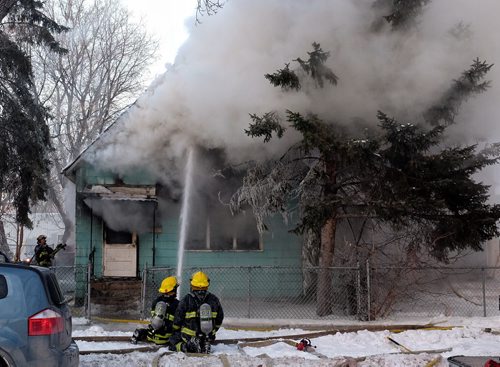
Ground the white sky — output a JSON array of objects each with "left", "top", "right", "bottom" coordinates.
[{"left": 120, "top": 0, "right": 198, "bottom": 79}]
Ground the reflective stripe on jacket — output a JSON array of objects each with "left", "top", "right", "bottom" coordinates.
[
  {"left": 35, "top": 245, "right": 54, "bottom": 267},
  {"left": 170, "top": 292, "right": 224, "bottom": 350}
]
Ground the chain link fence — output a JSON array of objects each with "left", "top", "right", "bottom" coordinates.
[
  {"left": 50, "top": 264, "right": 90, "bottom": 318},
  {"left": 142, "top": 265, "right": 500, "bottom": 321},
  {"left": 142, "top": 266, "right": 362, "bottom": 320},
  {"left": 369, "top": 265, "right": 500, "bottom": 320},
  {"left": 47, "top": 263, "right": 500, "bottom": 321}
]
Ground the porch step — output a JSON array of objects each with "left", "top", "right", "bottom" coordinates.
[
  {"left": 91, "top": 279, "right": 142, "bottom": 305},
  {"left": 90, "top": 278, "right": 142, "bottom": 319}
]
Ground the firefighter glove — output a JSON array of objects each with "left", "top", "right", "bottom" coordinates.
[{"left": 187, "top": 337, "right": 201, "bottom": 353}]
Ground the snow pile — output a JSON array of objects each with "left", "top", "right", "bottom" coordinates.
[
  {"left": 73, "top": 324, "right": 131, "bottom": 337},
  {"left": 75, "top": 318, "right": 500, "bottom": 366}
]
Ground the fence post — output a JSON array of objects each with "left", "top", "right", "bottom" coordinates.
[
  {"left": 356, "top": 262, "right": 361, "bottom": 320},
  {"left": 86, "top": 262, "right": 92, "bottom": 322},
  {"left": 141, "top": 267, "right": 147, "bottom": 320},
  {"left": 247, "top": 267, "right": 252, "bottom": 318},
  {"left": 482, "top": 268, "right": 486, "bottom": 317},
  {"left": 366, "top": 259, "right": 371, "bottom": 322}
]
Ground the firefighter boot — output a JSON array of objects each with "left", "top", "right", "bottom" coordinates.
[{"left": 202, "top": 340, "right": 211, "bottom": 354}]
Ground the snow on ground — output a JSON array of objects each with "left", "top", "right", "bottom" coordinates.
[{"left": 74, "top": 316, "right": 500, "bottom": 366}]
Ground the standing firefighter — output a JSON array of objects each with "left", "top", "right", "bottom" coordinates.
[
  {"left": 170, "top": 271, "right": 224, "bottom": 354},
  {"left": 33, "top": 235, "right": 66, "bottom": 267},
  {"left": 131, "top": 276, "right": 179, "bottom": 345}
]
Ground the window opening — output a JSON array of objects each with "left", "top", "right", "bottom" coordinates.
[
  {"left": 0, "top": 275, "right": 7, "bottom": 299},
  {"left": 105, "top": 227, "right": 133, "bottom": 244}
]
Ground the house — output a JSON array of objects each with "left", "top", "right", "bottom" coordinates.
[
  {"left": 63, "top": 103, "right": 500, "bottom": 317},
  {"left": 62, "top": 117, "right": 303, "bottom": 306}
]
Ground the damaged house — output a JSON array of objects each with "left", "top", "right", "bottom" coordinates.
[{"left": 62, "top": 112, "right": 303, "bottom": 307}]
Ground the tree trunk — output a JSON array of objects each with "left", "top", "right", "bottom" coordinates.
[
  {"left": 316, "top": 216, "right": 337, "bottom": 316},
  {"left": 0, "top": 220, "right": 14, "bottom": 259},
  {"left": 15, "top": 224, "right": 23, "bottom": 262},
  {"left": 302, "top": 229, "right": 320, "bottom": 299},
  {"left": 316, "top": 158, "right": 337, "bottom": 316}
]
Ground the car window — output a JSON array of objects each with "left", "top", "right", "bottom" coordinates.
[
  {"left": 23, "top": 271, "right": 47, "bottom": 312},
  {"left": 0, "top": 275, "right": 7, "bottom": 299},
  {"left": 0, "top": 273, "right": 27, "bottom": 318},
  {"left": 0, "top": 252, "right": 8, "bottom": 263},
  {"left": 46, "top": 272, "right": 65, "bottom": 305}
]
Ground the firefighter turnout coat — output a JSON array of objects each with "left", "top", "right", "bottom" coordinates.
[
  {"left": 147, "top": 294, "right": 179, "bottom": 344},
  {"left": 170, "top": 291, "right": 224, "bottom": 351},
  {"left": 34, "top": 244, "right": 54, "bottom": 267}
]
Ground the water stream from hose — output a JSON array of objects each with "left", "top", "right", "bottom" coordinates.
[{"left": 176, "top": 147, "right": 195, "bottom": 286}]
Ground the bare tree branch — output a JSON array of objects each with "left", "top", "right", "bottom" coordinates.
[{"left": 31, "top": 0, "right": 158, "bottom": 242}]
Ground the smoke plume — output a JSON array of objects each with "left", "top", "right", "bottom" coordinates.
[{"left": 89, "top": 0, "right": 500, "bottom": 191}]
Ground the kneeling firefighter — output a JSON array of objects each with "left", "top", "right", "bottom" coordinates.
[
  {"left": 170, "top": 271, "right": 224, "bottom": 354},
  {"left": 131, "top": 276, "right": 179, "bottom": 345}
]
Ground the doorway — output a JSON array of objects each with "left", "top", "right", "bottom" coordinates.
[{"left": 103, "top": 228, "right": 137, "bottom": 277}]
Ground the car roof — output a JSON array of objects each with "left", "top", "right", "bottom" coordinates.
[
  {"left": 0, "top": 263, "right": 64, "bottom": 305},
  {"left": 0, "top": 262, "right": 48, "bottom": 274}
]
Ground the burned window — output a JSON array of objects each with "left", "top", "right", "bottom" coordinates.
[
  {"left": 185, "top": 148, "right": 261, "bottom": 251},
  {"left": 186, "top": 208, "right": 261, "bottom": 251},
  {"left": 233, "top": 212, "right": 260, "bottom": 251},
  {"left": 188, "top": 203, "right": 209, "bottom": 250},
  {"left": 105, "top": 227, "right": 133, "bottom": 244}
]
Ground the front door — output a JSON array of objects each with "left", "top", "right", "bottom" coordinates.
[{"left": 103, "top": 228, "right": 137, "bottom": 277}]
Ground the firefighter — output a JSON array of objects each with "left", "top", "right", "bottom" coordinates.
[
  {"left": 131, "top": 276, "right": 179, "bottom": 345},
  {"left": 170, "top": 271, "right": 224, "bottom": 354},
  {"left": 33, "top": 235, "right": 65, "bottom": 267},
  {"left": 33, "top": 235, "right": 54, "bottom": 267}
]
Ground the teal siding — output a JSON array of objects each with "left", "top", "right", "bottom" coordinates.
[
  {"left": 72, "top": 160, "right": 303, "bottom": 299},
  {"left": 75, "top": 204, "right": 301, "bottom": 271}
]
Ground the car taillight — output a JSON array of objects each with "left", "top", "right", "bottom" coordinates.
[{"left": 28, "top": 309, "right": 64, "bottom": 336}]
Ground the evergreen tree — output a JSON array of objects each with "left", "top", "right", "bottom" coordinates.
[
  {"left": 0, "top": 0, "right": 67, "bottom": 227},
  {"left": 231, "top": 43, "right": 500, "bottom": 316},
  {"left": 384, "top": 0, "right": 430, "bottom": 30}
]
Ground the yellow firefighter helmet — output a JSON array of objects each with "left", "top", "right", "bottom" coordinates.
[
  {"left": 158, "top": 276, "right": 178, "bottom": 294},
  {"left": 190, "top": 271, "right": 210, "bottom": 289}
]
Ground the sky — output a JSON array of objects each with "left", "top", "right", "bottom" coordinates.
[
  {"left": 74, "top": 316, "right": 500, "bottom": 366},
  {"left": 121, "top": 0, "right": 198, "bottom": 79}
]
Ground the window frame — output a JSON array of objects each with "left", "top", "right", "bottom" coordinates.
[
  {"left": 0, "top": 274, "right": 7, "bottom": 299},
  {"left": 187, "top": 216, "right": 263, "bottom": 252}
]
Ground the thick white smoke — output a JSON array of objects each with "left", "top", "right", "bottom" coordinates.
[{"left": 89, "top": 0, "right": 500, "bottom": 187}]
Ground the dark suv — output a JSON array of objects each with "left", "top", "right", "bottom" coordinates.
[{"left": 0, "top": 263, "right": 79, "bottom": 366}]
